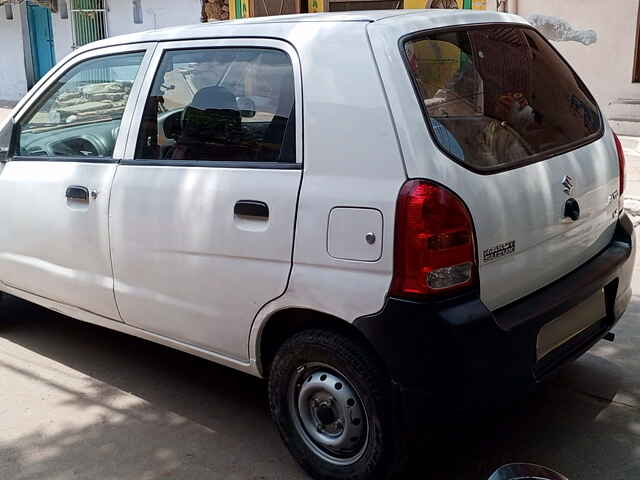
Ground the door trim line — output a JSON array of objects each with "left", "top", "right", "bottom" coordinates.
[
  {"left": 119, "top": 159, "right": 302, "bottom": 169},
  {"left": 0, "top": 282, "right": 258, "bottom": 376},
  {"left": 1, "top": 279, "right": 121, "bottom": 322},
  {"left": 12, "top": 156, "right": 118, "bottom": 164}
]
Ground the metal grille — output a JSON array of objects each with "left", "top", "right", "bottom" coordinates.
[{"left": 71, "top": 0, "right": 107, "bottom": 48}]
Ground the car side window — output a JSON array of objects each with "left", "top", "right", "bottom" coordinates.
[
  {"left": 135, "top": 47, "right": 296, "bottom": 164},
  {"left": 16, "top": 52, "right": 145, "bottom": 159}
]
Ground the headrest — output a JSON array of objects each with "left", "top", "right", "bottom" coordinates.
[
  {"left": 181, "top": 86, "right": 241, "bottom": 143},
  {"left": 191, "top": 86, "right": 238, "bottom": 111}
]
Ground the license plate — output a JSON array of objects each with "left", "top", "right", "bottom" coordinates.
[{"left": 536, "top": 289, "right": 606, "bottom": 360}]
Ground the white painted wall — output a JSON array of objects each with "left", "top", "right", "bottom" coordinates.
[
  {"left": 0, "top": 0, "right": 202, "bottom": 102},
  {"left": 516, "top": 0, "right": 640, "bottom": 117},
  {"left": 52, "top": 9, "right": 74, "bottom": 61},
  {"left": 106, "top": 0, "right": 202, "bottom": 36},
  {"left": 51, "top": 0, "right": 202, "bottom": 54},
  {"left": 0, "top": 7, "right": 28, "bottom": 102}
]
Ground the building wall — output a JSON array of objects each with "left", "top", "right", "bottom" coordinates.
[
  {"left": 52, "top": 9, "right": 74, "bottom": 62},
  {"left": 4, "top": 0, "right": 638, "bottom": 112},
  {"left": 516, "top": 0, "right": 640, "bottom": 117},
  {"left": 0, "top": 7, "right": 29, "bottom": 102},
  {"left": 0, "top": 0, "right": 202, "bottom": 102},
  {"left": 105, "top": 0, "right": 202, "bottom": 36}
]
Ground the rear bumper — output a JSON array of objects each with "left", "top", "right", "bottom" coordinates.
[{"left": 354, "top": 213, "right": 635, "bottom": 420}]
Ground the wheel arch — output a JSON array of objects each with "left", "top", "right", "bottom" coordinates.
[{"left": 254, "top": 307, "right": 386, "bottom": 379}]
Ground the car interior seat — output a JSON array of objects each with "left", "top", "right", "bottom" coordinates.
[{"left": 171, "top": 86, "right": 246, "bottom": 162}]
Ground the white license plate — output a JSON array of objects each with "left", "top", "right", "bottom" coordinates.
[{"left": 536, "top": 289, "right": 606, "bottom": 360}]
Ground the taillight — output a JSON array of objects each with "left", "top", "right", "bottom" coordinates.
[
  {"left": 613, "top": 132, "right": 626, "bottom": 196},
  {"left": 390, "top": 179, "right": 477, "bottom": 298}
]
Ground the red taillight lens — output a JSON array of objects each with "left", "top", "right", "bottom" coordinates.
[
  {"left": 614, "top": 132, "right": 626, "bottom": 196},
  {"left": 390, "top": 179, "right": 477, "bottom": 298}
]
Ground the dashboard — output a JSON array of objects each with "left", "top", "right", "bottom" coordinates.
[{"left": 17, "top": 119, "right": 122, "bottom": 159}]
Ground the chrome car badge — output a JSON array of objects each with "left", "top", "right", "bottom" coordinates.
[{"left": 562, "top": 175, "right": 575, "bottom": 195}]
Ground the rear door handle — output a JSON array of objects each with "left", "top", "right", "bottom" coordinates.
[
  {"left": 66, "top": 185, "right": 89, "bottom": 201},
  {"left": 234, "top": 200, "right": 269, "bottom": 218}
]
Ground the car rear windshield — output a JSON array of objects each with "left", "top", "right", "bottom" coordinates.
[{"left": 404, "top": 25, "right": 602, "bottom": 171}]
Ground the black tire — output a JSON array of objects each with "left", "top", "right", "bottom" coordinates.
[{"left": 268, "top": 329, "right": 400, "bottom": 480}]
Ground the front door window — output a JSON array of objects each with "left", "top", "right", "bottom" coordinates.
[{"left": 16, "top": 52, "right": 145, "bottom": 159}]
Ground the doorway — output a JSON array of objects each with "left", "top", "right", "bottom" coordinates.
[{"left": 26, "top": 1, "right": 56, "bottom": 82}]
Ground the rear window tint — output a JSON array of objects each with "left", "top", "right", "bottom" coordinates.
[{"left": 404, "top": 26, "right": 602, "bottom": 171}]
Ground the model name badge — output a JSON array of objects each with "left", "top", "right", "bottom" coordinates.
[{"left": 483, "top": 240, "right": 516, "bottom": 264}]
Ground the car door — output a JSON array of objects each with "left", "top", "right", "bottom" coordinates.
[
  {"left": 110, "top": 39, "right": 302, "bottom": 361},
  {"left": 0, "top": 44, "right": 155, "bottom": 319}
]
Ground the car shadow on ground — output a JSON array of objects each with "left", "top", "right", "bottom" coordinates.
[
  {"left": 0, "top": 294, "right": 638, "bottom": 479},
  {"left": 406, "top": 376, "right": 618, "bottom": 478},
  {"left": 0, "top": 295, "right": 305, "bottom": 479},
  {"left": 405, "top": 337, "right": 640, "bottom": 479}
]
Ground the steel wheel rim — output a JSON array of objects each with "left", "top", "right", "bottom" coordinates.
[{"left": 288, "top": 362, "right": 369, "bottom": 466}]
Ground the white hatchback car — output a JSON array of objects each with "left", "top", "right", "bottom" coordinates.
[{"left": 0, "top": 9, "right": 635, "bottom": 480}]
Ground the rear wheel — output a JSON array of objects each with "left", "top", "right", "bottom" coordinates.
[{"left": 268, "top": 329, "right": 399, "bottom": 480}]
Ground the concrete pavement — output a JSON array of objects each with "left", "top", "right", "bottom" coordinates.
[
  {"left": 2, "top": 265, "right": 640, "bottom": 479},
  {"left": 0, "top": 298, "right": 304, "bottom": 480}
]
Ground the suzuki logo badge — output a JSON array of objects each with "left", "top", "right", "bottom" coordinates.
[{"left": 562, "top": 176, "right": 575, "bottom": 196}]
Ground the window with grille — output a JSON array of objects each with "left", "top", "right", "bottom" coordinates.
[{"left": 71, "top": 0, "right": 108, "bottom": 48}]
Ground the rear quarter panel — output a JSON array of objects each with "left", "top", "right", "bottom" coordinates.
[{"left": 249, "top": 22, "right": 407, "bottom": 366}]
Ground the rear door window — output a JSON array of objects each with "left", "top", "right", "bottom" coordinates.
[
  {"left": 135, "top": 47, "right": 295, "bottom": 164},
  {"left": 404, "top": 26, "right": 602, "bottom": 171}
]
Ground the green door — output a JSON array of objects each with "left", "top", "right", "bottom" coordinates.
[{"left": 26, "top": 1, "right": 56, "bottom": 81}]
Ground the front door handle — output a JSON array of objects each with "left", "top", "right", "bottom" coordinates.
[
  {"left": 66, "top": 185, "right": 89, "bottom": 201},
  {"left": 234, "top": 200, "right": 269, "bottom": 218}
]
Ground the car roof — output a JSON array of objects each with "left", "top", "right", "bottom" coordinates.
[{"left": 78, "top": 9, "right": 527, "bottom": 52}]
